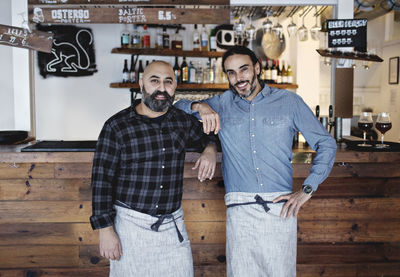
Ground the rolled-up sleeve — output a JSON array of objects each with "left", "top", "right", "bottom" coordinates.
[
  {"left": 293, "top": 95, "right": 337, "bottom": 191},
  {"left": 90, "top": 122, "right": 120, "bottom": 230}
]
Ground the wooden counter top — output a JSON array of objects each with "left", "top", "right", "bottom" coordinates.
[{"left": 0, "top": 142, "right": 399, "bottom": 163}]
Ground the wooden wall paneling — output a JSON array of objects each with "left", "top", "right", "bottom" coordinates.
[
  {"left": 0, "top": 163, "right": 54, "bottom": 179},
  {"left": 186, "top": 221, "right": 226, "bottom": 244},
  {"left": 0, "top": 268, "right": 108, "bottom": 277},
  {"left": 184, "top": 163, "right": 222, "bottom": 179},
  {"left": 297, "top": 263, "right": 400, "bottom": 277},
  {"left": 55, "top": 163, "right": 93, "bottom": 179},
  {"left": 182, "top": 178, "right": 225, "bottom": 200},
  {"left": 0, "top": 179, "right": 91, "bottom": 201},
  {"left": 28, "top": 0, "right": 229, "bottom": 4}
]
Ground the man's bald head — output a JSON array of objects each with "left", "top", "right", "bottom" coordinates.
[{"left": 143, "top": 60, "right": 174, "bottom": 79}]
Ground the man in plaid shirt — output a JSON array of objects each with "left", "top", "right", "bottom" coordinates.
[{"left": 90, "top": 61, "right": 217, "bottom": 277}]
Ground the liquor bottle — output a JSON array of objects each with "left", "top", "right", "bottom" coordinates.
[
  {"left": 138, "top": 60, "right": 144, "bottom": 80},
  {"left": 287, "top": 65, "right": 293, "bottom": 84},
  {"left": 189, "top": 61, "right": 196, "bottom": 83},
  {"left": 173, "top": 57, "right": 181, "bottom": 83},
  {"left": 210, "top": 58, "right": 216, "bottom": 83},
  {"left": 203, "top": 60, "right": 211, "bottom": 84},
  {"left": 129, "top": 55, "right": 136, "bottom": 83},
  {"left": 201, "top": 24, "right": 209, "bottom": 51},
  {"left": 281, "top": 61, "right": 288, "bottom": 84},
  {"left": 142, "top": 25, "right": 150, "bottom": 48},
  {"left": 131, "top": 25, "right": 140, "bottom": 49},
  {"left": 193, "top": 24, "right": 200, "bottom": 51},
  {"left": 180, "top": 57, "right": 189, "bottom": 83},
  {"left": 209, "top": 28, "right": 217, "bottom": 51},
  {"left": 276, "top": 60, "right": 282, "bottom": 84},
  {"left": 265, "top": 59, "right": 272, "bottom": 84},
  {"left": 171, "top": 28, "right": 183, "bottom": 50},
  {"left": 121, "top": 24, "right": 130, "bottom": 48},
  {"left": 122, "top": 59, "right": 129, "bottom": 83},
  {"left": 162, "top": 27, "right": 170, "bottom": 49},
  {"left": 196, "top": 61, "right": 203, "bottom": 84},
  {"left": 271, "top": 60, "right": 278, "bottom": 84},
  {"left": 155, "top": 27, "right": 163, "bottom": 49}
]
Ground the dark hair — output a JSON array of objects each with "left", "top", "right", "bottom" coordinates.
[{"left": 222, "top": 45, "right": 261, "bottom": 77}]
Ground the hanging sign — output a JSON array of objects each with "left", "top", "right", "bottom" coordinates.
[
  {"left": 28, "top": 6, "right": 230, "bottom": 24},
  {"left": 28, "top": 0, "right": 228, "bottom": 4},
  {"left": 0, "top": 24, "right": 53, "bottom": 53},
  {"left": 326, "top": 19, "right": 367, "bottom": 50}
]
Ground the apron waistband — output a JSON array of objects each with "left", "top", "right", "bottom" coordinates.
[
  {"left": 226, "top": 194, "right": 287, "bottom": 213},
  {"left": 151, "top": 214, "right": 184, "bottom": 243}
]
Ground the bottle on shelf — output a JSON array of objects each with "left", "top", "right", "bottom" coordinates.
[
  {"left": 155, "top": 27, "right": 163, "bottom": 49},
  {"left": 129, "top": 55, "right": 136, "bottom": 83},
  {"left": 210, "top": 58, "right": 216, "bottom": 84},
  {"left": 276, "top": 60, "right": 282, "bottom": 84},
  {"left": 171, "top": 28, "right": 183, "bottom": 50},
  {"left": 173, "top": 56, "right": 181, "bottom": 83},
  {"left": 201, "top": 24, "right": 209, "bottom": 51},
  {"left": 189, "top": 61, "right": 196, "bottom": 83},
  {"left": 203, "top": 60, "right": 211, "bottom": 84},
  {"left": 271, "top": 60, "right": 278, "bottom": 84},
  {"left": 146, "top": 60, "right": 149, "bottom": 67},
  {"left": 138, "top": 60, "right": 144, "bottom": 80},
  {"left": 281, "top": 61, "right": 288, "bottom": 84},
  {"left": 265, "top": 59, "right": 272, "bottom": 84},
  {"left": 122, "top": 59, "right": 129, "bottom": 83},
  {"left": 196, "top": 61, "right": 203, "bottom": 84},
  {"left": 142, "top": 25, "right": 150, "bottom": 48},
  {"left": 131, "top": 25, "right": 140, "bottom": 49},
  {"left": 180, "top": 57, "right": 189, "bottom": 83},
  {"left": 193, "top": 24, "right": 200, "bottom": 51},
  {"left": 287, "top": 64, "right": 293, "bottom": 84},
  {"left": 121, "top": 24, "right": 130, "bottom": 48},
  {"left": 209, "top": 28, "right": 217, "bottom": 52},
  {"left": 162, "top": 27, "right": 170, "bottom": 49}
]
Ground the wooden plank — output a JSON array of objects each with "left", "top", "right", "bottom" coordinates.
[
  {"left": 297, "top": 243, "right": 400, "bottom": 264},
  {"left": 297, "top": 263, "right": 400, "bottom": 277},
  {"left": 28, "top": 0, "right": 229, "bottom": 5},
  {"left": 0, "top": 223, "right": 96, "bottom": 245},
  {"left": 28, "top": 6, "right": 230, "bottom": 24},
  {"left": 0, "top": 245, "right": 79, "bottom": 268},
  {"left": 194, "top": 265, "right": 226, "bottom": 277},
  {"left": 55, "top": 163, "right": 92, "bottom": 179},
  {"left": 184, "top": 163, "right": 222, "bottom": 179},
  {"left": 186, "top": 221, "right": 225, "bottom": 244},
  {"left": 293, "top": 163, "right": 400, "bottom": 178},
  {"left": 0, "top": 163, "right": 54, "bottom": 179},
  {"left": 111, "top": 48, "right": 225, "bottom": 58},
  {"left": 0, "top": 201, "right": 91, "bottom": 223},
  {"left": 183, "top": 200, "right": 226, "bottom": 221},
  {"left": 0, "top": 268, "right": 108, "bottom": 277},
  {"left": 183, "top": 178, "right": 225, "bottom": 200},
  {"left": 0, "top": 179, "right": 91, "bottom": 201},
  {"left": 0, "top": 24, "right": 53, "bottom": 53},
  {"left": 298, "top": 220, "right": 400, "bottom": 243}
]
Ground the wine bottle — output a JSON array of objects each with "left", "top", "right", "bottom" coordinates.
[
  {"left": 121, "top": 24, "right": 130, "bottom": 48},
  {"left": 131, "top": 25, "right": 140, "bottom": 49},
  {"left": 189, "top": 61, "right": 196, "bottom": 83},
  {"left": 271, "top": 60, "right": 278, "bottom": 84},
  {"left": 287, "top": 64, "right": 293, "bottom": 84},
  {"left": 173, "top": 57, "right": 181, "bottom": 83},
  {"left": 276, "top": 60, "right": 282, "bottom": 84},
  {"left": 201, "top": 24, "right": 209, "bottom": 51},
  {"left": 193, "top": 24, "right": 200, "bottom": 51},
  {"left": 138, "top": 60, "right": 144, "bottom": 80},
  {"left": 209, "top": 28, "right": 217, "bottom": 51},
  {"left": 180, "top": 57, "right": 189, "bottom": 83},
  {"left": 282, "top": 61, "right": 288, "bottom": 84},
  {"left": 129, "top": 55, "right": 136, "bottom": 83},
  {"left": 142, "top": 25, "right": 150, "bottom": 48},
  {"left": 162, "top": 27, "right": 170, "bottom": 49},
  {"left": 155, "top": 27, "right": 163, "bottom": 49},
  {"left": 122, "top": 59, "right": 129, "bottom": 83}
]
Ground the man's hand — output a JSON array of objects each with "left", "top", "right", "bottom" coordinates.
[
  {"left": 273, "top": 190, "right": 312, "bottom": 219},
  {"left": 192, "top": 102, "right": 221, "bottom": 134},
  {"left": 99, "top": 226, "right": 122, "bottom": 261},
  {"left": 193, "top": 144, "right": 217, "bottom": 182}
]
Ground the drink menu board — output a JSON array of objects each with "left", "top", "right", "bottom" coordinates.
[
  {"left": 326, "top": 19, "right": 367, "bottom": 51},
  {"left": 0, "top": 24, "right": 53, "bottom": 53}
]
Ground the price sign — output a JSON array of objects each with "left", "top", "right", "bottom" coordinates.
[
  {"left": 326, "top": 19, "right": 367, "bottom": 51},
  {"left": 0, "top": 24, "right": 53, "bottom": 53}
]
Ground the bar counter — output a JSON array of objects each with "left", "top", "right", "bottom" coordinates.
[{"left": 0, "top": 142, "right": 399, "bottom": 277}]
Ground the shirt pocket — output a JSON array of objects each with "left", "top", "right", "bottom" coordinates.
[
  {"left": 262, "top": 116, "right": 291, "bottom": 139},
  {"left": 170, "top": 130, "right": 186, "bottom": 153},
  {"left": 222, "top": 117, "right": 245, "bottom": 127}
]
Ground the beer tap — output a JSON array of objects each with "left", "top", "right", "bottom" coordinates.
[
  {"left": 315, "top": 105, "right": 320, "bottom": 120},
  {"left": 328, "top": 105, "right": 335, "bottom": 134}
]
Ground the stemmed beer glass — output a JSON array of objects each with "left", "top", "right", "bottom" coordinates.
[
  {"left": 357, "top": 112, "right": 373, "bottom": 147},
  {"left": 375, "top": 112, "right": 392, "bottom": 148}
]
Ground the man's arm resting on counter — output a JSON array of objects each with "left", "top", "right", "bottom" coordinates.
[{"left": 99, "top": 225, "right": 122, "bottom": 261}]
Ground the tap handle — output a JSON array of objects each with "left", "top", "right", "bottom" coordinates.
[
  {"left": 329, "top": 105, "right": 333, "bottom": 119},
  {"left": 315, "top": 105, "right": 320, "bottom": 118}
]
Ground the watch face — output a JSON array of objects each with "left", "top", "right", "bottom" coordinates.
[{"left": 303, "top": 185, "right": 313, "bottom": 194}]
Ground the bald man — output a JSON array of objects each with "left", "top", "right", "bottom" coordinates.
[{"left": 90, "top": 61, "right": 217, "bottom": 277}]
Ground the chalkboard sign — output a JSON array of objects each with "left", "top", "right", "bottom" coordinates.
[
  {"left": 37, "top": 24, "right": 97, "bottom": 78},
  {"left": 0, "top": 24, "right": 53, "bottom": 53},
  {"left": 327, "top": 19, "right": 367, "bottom": 51}
]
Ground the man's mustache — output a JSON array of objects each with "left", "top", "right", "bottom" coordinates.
[{"left": 234, "top": 81, "right": 249, "bottom": 87}]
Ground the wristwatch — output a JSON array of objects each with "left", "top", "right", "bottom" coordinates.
[{"left": 302, "top": 184, "right": 314, "bottom": 196}]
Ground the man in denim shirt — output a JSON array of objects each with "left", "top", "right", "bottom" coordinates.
[{"left": 175, "top": 46, "right": 337, "bottom": 276}]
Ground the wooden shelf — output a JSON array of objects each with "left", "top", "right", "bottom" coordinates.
[
  {"left": 110, "top": 82, "right": 298, "bottom": 90},
  {"left": 111, "top": 48, "right": 225, "bottom": 58},
  {"left": 316, "top": 49, "right": 383, "bottom": 62}
]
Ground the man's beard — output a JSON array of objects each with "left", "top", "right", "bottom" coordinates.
[
  {"left": 229, "top": 70, "right": 258, "bottom": 99},
  {"left": 142, "top": 86, "right": 175, "bottom": 112}
]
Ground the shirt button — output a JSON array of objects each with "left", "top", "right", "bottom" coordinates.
[
  {"left": 155, "top": 205, "right": 159, "bottom": 208},
  {"left": 256, "top": 168, "right": 259, "bottom": 170},
  {"left": 162, "top": 148, "right": 166, "bottom": 151},
  {"left": 160, "top": 185, "right": 163, "bottom": 189},
  {"left": 251, "top": 134, "right": 255, "bottom": 137},
  {"left": 161, "top": 165, "right": 165, "bottom": 169},
  {"left": 260, "top": 184, "right": 263, "bottom": 186},
  {"left": 251, "top": 118, "right": 255, "bottom": 121},
  {"left": 253, "top": 150, "right": 256, "bottom": 154}
]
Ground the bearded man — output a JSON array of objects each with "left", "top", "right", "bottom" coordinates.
[
  {"left": 90, "top": 61, "right": 217, "bottom": 277},
  {"left": 175, "top": 46, "right": 337, "bottom": 276}
]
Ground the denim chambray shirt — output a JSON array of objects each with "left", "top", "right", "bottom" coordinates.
[{"left": 174, "top": 85, "right": 337, "bottom": 193}]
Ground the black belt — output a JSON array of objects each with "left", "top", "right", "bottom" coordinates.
[
  {"left": 227, "top": 194, "right": 287, "bottom": 213},
  {"left": 151, "top": 214, "right": 184, "bottom": 243}
]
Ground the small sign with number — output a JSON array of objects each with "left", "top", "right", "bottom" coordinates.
[
  {"left": 326, "top": 19, "right": 367, "bottom": 51},
  {"left": 0, "top": 24, "right": 53, "bottom": 53}
]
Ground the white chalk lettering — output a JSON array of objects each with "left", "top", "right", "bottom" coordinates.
[{"left": 51, "top": 9, "right": 90, "bottom": 20}]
